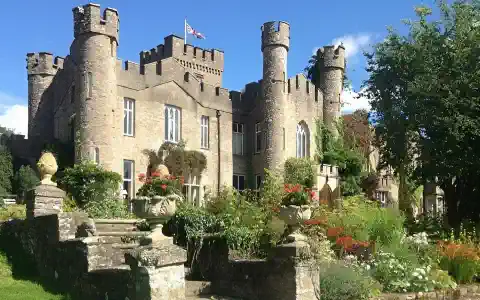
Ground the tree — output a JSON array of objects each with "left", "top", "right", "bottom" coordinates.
[
  {"left": 13, "top": 165, "right": 39, "bottom": 196},
  {"left": 361, "top": 1, "right": 480, "bottom": 225},
  {"left": 0, "top": 146, "right": 13, "bottom": 195}
]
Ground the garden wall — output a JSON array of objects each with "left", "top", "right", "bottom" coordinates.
[{"left": 0, "top": 212, "right": 133, "bottom": 299}]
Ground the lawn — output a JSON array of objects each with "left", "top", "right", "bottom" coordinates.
[{"left": 0, "top": 253, "right": 69, "bottom": 300}]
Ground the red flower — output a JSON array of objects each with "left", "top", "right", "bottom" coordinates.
[
  {"left": 304, "top": 219, "right": 325, "bottom": 226},
  {"left": 161, "top": 184, "right": 167, "bottom": 191},
  {"left": 327, "top": 226, "right": 344, "bottom": 237},
  {"left": 179, "top": 176, "right": 185, "bottom": 185},
  {"left": 151, "top": 172, "right": 161, "bottom": 177},
  {"left": 138, "top": 173, "right": 146, "bottom": 182},
  {"left": 336, "top": 236, "right": 354, "bottom": 252}
]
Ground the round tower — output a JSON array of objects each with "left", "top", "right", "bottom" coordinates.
[
  {"left": 72, "top": 3, "right": 119, "bottom": 172},
  {"left": 26, "top": 52, "right": 58, "bottom": 140},
  {"left": 317, "top": 45, "right": 345, "bottom": 137},
  {"left": 261, "top": 21, "right": 290, "bottom": 171}
]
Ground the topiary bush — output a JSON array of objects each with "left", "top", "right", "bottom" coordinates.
[{"left": 12, "top": 165, "right": 39, "bottom": 197}]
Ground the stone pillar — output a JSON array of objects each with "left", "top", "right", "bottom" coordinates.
[
  {"left": 267, "top": 241, "right": 320, "bottom": 300},
  {"left": 126, "top": 244, "right": 187, "bottom": 300},
  {"left": 26, "top": 151, "right": 65, "bottom": 219},
  {"left": 26, "top": 185, "right": 65, "bottom": 219}
]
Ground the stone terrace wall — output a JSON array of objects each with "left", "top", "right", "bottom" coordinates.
[{"left": 0, "top": 213, "right": 133, "bottom": 299}]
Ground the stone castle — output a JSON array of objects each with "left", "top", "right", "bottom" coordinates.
[{"left": 25, "top": 3, "right": 344, "bottom": 203}]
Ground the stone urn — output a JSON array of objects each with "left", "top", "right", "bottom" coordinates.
[
  {"left": 143, "top": 193, "right": 182, "bottom": 246},
  {"left": 37, "top": 152, "right": 58, "bottom": 186},
  {"left": 279, "top": 205, "right": 312, "bottom": 243}
]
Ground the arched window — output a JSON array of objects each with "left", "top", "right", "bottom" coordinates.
[{"left": 296, "top": 122, "right": 309, "bottom": 158}]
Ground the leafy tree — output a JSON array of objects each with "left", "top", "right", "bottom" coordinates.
[
  {"left": 13, "top": 165, "right": 39, "bottom": 196},
  {"left": 0, "top": 146, "right": 13, "bottom": 194},
  {"left": 361, "top": 1, "right": 480, "bottom": 225}
]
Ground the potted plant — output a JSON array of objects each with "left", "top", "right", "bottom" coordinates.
[
  {"left": 278, "top": 184, "right": 316, "bottom": 242},
  {"left": 134, "top": 167, "right": 184, "bottom": 245}
]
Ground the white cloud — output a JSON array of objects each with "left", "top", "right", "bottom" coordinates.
[
  {"left": 341, "top": 87, "right": 370, "bottom": 113},
  {"left": 0, "top": 91, "right": 28, "bottom": 136},
  {"left": 331, "top": 34, "right": 371, "bottom": 60}
]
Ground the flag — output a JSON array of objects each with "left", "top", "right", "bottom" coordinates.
[{"left": 185, "top": 21, "right": 206, "bottom": 39}]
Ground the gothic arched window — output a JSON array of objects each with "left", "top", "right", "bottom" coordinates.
[{"left": 296, "top": 122, "right": 309, "bottom": 158}]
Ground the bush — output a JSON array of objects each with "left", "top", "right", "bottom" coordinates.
[
  {"left": 13, "top": 165, "right": 39, "bottom": 196},
  {"left": 57, "top": 162, "right": 122, "bottom": 206},
  {"left": 0, "top": 205, "right": 26, "bottom": 221},
  {"left": 284, "top": 158, "right": 316, "bottom": 188},
  {"left": 320, "top": 262, "right": 380, "bottom": 300},
  {"left": 437, "top": 241, "right": 480, "bottom": 283},
  {"left": 82, "top": 196, "right": 134, "bottom": 219}
]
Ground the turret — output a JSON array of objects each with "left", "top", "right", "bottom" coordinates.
[
  {"left": 261, "top": 21, "right": 290, "bottom": 171},
  {"left": 26, "top": 52, "right": 62, "bottom": 140},
  {"left": 71, "top": 3, "right": 120, "bottom": 172},
  {"left": 317, "top": 45, "right": 345, "bottom": 137}
]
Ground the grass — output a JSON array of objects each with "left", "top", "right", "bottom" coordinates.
[{"left": 0, "top": 253, "right": 70, "bottom": 300}]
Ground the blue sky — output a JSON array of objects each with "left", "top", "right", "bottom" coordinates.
[{"left": 0, "top": 0, "right": 434, "bottom": 135}]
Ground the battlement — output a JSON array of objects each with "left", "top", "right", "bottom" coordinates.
[
  {"left": 73, "top": 3, "right": 119, "bottom": 42},
  {"left": 26, "top": 52, "right": 64, "bottom": 76},
  {"left": 261, "top": 21, "right": 290, "bottom": 51},
  {"left": 317, "top": 45, "right": 346, "bottom": 70},
  {"left": 140, "top": 35, "right": 224, "bottom": 70},
  {"left": 286, "top": 74, "right": 320, "bottom": 101},
  {"left": 318, "top": 164, "right": 339, "bottom": 177}
]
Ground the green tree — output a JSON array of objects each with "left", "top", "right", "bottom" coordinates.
[
  {"left": 13, "top": 165, "right": 39, "bottom": 196},
  {"left": 361, "top": 1, "right": 480, "bottom": 225},
  {"left": 0, "top": 146, "right": 13, "bottom": 195}
]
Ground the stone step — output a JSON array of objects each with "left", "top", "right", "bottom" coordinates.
[
  {"left": 94, "top": 219, "right": 143, "bottom": 233},
  {"left": 96, "top": 231, "right": 149, "bottom": 237},
  {"left": 187, "top": 296, "right": 242, "bottom": 300},
  {"left": 186, "top": 280, "right": 212, "bottom": 297}
]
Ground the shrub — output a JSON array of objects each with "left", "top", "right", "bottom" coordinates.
[
  {"left": 0, "top": 204, "right": 26, "bottom": 221},
  {"left": 57, "top": 162, "right": 122, "bottom": 206},
  {"left": 82, "top": 196, "right": 134, "bottom": 219},
  {"left": 13, "top": 165, "right": 39, "bottom": 196},
  {"left": 320, "top": 261, "right": 380, "bottom": 300},
  {"left": 283, "top": 158, "right": 316, "bottom": 188},
  {"left": 437, "top": 241, "right": 480, "bottom": 283}
]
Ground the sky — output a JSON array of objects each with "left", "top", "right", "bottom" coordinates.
[{"left": 0, "top": 0, "right": 435, "bottom": 136}]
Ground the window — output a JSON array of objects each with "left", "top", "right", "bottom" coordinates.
[
  {"left": 233, "top": 174, "right": 245, "bottom": 191},
  {"left": 123, "top": 160, "right": 134, "bottom": 200},
  {"left": 87, "top": 72, "right": 93, "bottom": 98},
  {"left": 90, "top": 147, "right": 100, "bottom": 164},
  {"left": 165, "top": 105, "right": 181, "bottom": 143},
  {"left": 124, "top": 98, "right": 135, "bottom": 136},
  {"left": 375, "top": 191, "right": 388, "bottom": 207},
  {"left": 233, "top": 122, "right": 244, "bottom": 155},
  {"left": 200, "top": 116, "right": 209, "bottom": 149},
  {"left": 182, "top": 173, "right": 201, "bottom": 206},
  {"left": 255, "top": 123, "right": 261, "bottom": 153},
  {"left": 296, "top": 123, "right": 309, "bottom": 158}
]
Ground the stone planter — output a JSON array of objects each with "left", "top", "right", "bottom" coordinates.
[
  {"left": 279, "top": 205, "right": 312, "bottom": 243},
  {"left": 140, "top": 194, "right": 182, "bottom": 246},
  {"left": 132, "top": 196, "right": 149, "bottom": 218}
]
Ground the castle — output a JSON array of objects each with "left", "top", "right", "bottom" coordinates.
[{"left": 25, "top": 3, "right": 345, "bottom": 203}]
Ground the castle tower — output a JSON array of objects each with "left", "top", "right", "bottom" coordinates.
[
  {"left": 317, "top": 45, "right": 345, "bottom": 137},
  {"left": 26, "top": 52, "right": 59, "bottom": 140},
  {"left": 72, "top": 4, "right": 119, "bottom": 172},
  {"left": 261, "top": 21, "right": 290, "bottom": 171}
]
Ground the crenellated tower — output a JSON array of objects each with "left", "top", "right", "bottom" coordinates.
[
  {"left": 261, "top": 21, "right": 290, "bottom": 171},
  {"left": 71, "top": 3, "right": 119, "bottom": 172},
  {"left": 26, "top": 52, "right": 62, "bottom": 140},
  {"left": 317, "top": 45, "right": 345, "bottom": 137}
]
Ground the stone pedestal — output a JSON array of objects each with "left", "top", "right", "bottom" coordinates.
[
  {"left": 26, "top": 184, "right": 65, "bottom": 219},
  {"left": 126, "top": 244, "right": 187, "bottom": 300},
  {"left": 268, "top": 241, "right": 320, "bottom": 300}
]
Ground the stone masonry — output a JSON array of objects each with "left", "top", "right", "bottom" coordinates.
[{"left": 26, "top": 3, "right": 345, "bottom": 204}]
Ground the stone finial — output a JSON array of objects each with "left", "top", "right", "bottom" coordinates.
[
  {"left": 37, "top": 152, "right": 58, "bottom": 186},
  {"left": 153, "top": 164, "right": 170, "bottom": 178}
]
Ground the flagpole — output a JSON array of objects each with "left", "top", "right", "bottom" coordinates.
[{"left": 184, "top": 18, "right": 187, "bottom": 44}]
